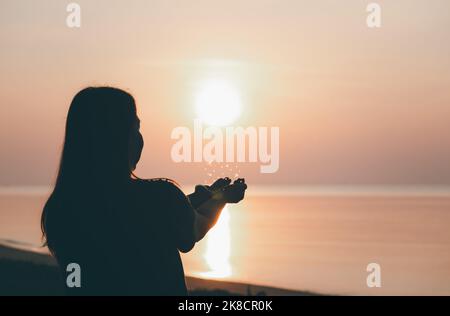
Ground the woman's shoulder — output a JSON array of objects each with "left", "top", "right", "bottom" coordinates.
[{"left": 131, "top": 178, "right": 184, "bottom": 198}]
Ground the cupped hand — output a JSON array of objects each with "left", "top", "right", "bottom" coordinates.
[
  {"left": 208, "top": 177, "right": 232, "bottom": 192},
  {"left": 195, "top": 177, "right": 247, "bottom": 204},
  {"left": 222, "top": 178, "right": 247, "bottom": 203}
]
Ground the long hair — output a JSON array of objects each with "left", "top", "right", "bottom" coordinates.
[{"left": 41, "top": 87, "right": 138, "bottom": 255}]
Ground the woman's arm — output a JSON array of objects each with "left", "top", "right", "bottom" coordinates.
[
  {"left": 193, "top": 196, "right": 227, "bottom": 242},
  {"left": 190, "top": 178, "right": 247, "bottom": 242},
  {"left": 187, "top": 178, "right": 232, "bottom": 241}
]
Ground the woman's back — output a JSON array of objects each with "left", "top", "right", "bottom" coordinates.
[{"left": 46, "top": 179, "right": 193, "bottom": 295}]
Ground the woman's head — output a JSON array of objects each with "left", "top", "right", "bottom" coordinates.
[
  {"left": 58, "top": 87, "right": 143, "bottom": 185},
  {"left": 41, "top": 87, "right": 143, "bottom": 250}
]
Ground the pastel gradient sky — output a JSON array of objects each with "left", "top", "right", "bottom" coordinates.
[{"left": 1, "top": 0, "right": 449, "bottom": 186}]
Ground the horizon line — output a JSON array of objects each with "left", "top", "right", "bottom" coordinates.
[{"left": 1, "top": 184, "right": 450, "bottom": 197}]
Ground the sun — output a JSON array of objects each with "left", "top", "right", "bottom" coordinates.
[{"left": 195, "top": 79, "right": 242, "bottom": 126}]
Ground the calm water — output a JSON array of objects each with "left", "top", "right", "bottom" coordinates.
[{"left": 1, "top": 187, "right": 449, "bottom": 295}]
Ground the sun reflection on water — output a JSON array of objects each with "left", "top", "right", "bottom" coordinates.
[{"left": 199, "top": 206, "right": 232, "bottom": 278}]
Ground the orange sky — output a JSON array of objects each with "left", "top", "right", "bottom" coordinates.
[{"left": 1, "top": 0, "right": 449, "bottom": 186}]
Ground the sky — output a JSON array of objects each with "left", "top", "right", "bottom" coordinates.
[{"left": 1, "top": 0, "right": 449, "bottom": 186}]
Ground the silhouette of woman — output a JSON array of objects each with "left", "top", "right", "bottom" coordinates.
[{"left": 41, "top": 87, "right": 246, "bottom": 295}]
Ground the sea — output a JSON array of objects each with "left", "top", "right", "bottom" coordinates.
[{"left": 1, "top": 185, "right": 449, "bottom": 295}]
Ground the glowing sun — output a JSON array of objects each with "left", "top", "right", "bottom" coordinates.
[{"left": 195, "top": 79, "right": 242, "bottom": 126}]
